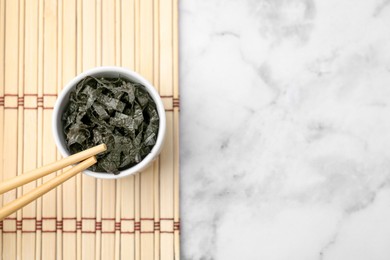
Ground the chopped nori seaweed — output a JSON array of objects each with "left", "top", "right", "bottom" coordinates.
[{"left": 62, "top": 76, "right": 159, "bottom": 174}]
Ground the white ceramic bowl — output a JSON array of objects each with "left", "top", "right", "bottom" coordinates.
[{"left": 52, "top": 66, "right": 166, "bottom": 179}]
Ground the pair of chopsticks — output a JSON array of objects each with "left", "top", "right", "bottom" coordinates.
[{"left": 0, "top": 144, "right": 106, "bottom": 220}]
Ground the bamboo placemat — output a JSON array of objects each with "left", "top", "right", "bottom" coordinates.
[{"left": 0, "top": 0, "right": 180, "bottom": 259}]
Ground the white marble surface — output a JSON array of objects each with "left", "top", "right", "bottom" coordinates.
[{"left": 179, "top": 0, "right": 390, "bottom": 259}]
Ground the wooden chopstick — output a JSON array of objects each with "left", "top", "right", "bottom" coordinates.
[
  {"left": 0, "top": 143, "right": 106, "bottom": 195},
  {"left": 0, "top": 156, "right": 97, "bottom": 221}
]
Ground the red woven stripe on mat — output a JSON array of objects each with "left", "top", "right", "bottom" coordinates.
[{"left": 0, "top": 218, "right": 180, "bottom": 234}]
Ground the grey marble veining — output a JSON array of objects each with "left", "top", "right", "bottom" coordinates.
[{"left": 179, "top": 0, "right": 390, "bottom": 259}]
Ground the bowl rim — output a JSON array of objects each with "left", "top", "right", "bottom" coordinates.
[{"left": 52, "top": 66, "right": 166, "bottom": 179}]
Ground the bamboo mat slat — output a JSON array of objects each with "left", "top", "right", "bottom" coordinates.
[
  {"left": 0, "top": 0, "right": 180, "bottom": 259},
  {"left": 0, "top": 1, "right": 4, "bottom": 258},
  {"left": 23, "top": 2, "right": 39, "bottom": 259},
  {"left": 61, "top": 3, "right": 76, "bottom": 259}
]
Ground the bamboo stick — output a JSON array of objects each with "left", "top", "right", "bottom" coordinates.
[
  {"left": 135, "top": 172, "right": 141, "bottom": 260},
  {"left": 16, "top": 0, "right": 25, "bottom": 256},
  {"left": 22, "top": 6, "right": 39, "bottom": 259},
  {"left": 173, "top": 0, "right": 179, "bottom": 100},
  {"left": 173, "top": 0, "right": 180, "bottom": 257},
  {"left": 42, "top": 0, "right": 59, "bottom": 258},
  {"left": 0, "top": 157, "right": 97, "bottom": 221},
  {"left": 160, "top": 113, "right": 174, "bottom": 260},
  {"left": 22, "top": 110, "right": 38, "bottom": 259},
  {"left": 173, "top": 108, "right": 180, "bottom": 260},
  {"left": 121, "top": 0, "right": 135, "bottom": 71},
  {"left": 159, "top": 0, "right": 175, "bottom": 258},
  {"left": 115, "top": 179, "right": 121, "bottom": 260},
  {"left": 120, "top": 176, "right": 135, "bottom": 260},
  {"left": 0, "top": 0, "right": 4, "bottom": 255},
  {"left": 0, "top": 144, "right": 106, "bottom": 195},
  {"left": 3, "top": 0, "right": 19, "bottom": 258},
  {"left": 160, "top": 0, "right": 173, "bottom": 97},
  {"left": 41, "top": 115, "right": 57, "bottom": 260},
  {"left": 35, "top": 0, "right": 44, "bottom": 257}
]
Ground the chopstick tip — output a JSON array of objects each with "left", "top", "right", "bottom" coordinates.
[
  {"left": 101, "top": 143, "right": 107, "bottom": 152},
  {"left": 91, "top": 156, "right": 98, "bottom": 164}
]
